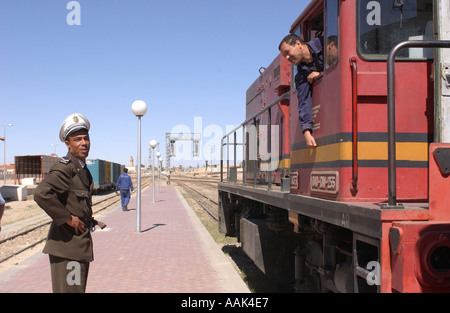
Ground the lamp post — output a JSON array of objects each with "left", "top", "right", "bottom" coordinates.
[
  {"left": 156, "top": 152, "right": 161, "bottom": 192},
  {"left": 1, "top": 124, "right": 13, "bottom": 185},
  {"left": 150, "top": 139, "right": 157, "bottom": 203},
  {"left": 131, "top": 100, "right": 147, "bottom": 233},
  {"left": 51, "top": 143, "right": 59, "bottom": 156},
  {"left": 159, "top": 157, "right": 163, "bottom": 192}
]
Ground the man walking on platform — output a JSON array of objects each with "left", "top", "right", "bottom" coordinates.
[{"left": 116, "top": 168, "right": 134, "bottom": 211}]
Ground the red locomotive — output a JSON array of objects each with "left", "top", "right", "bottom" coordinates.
[{"left": 219, "top": 0, "right": 450, "bottom": 292}]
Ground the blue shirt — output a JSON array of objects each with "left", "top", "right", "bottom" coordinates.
[
  {"left": 294, "top": 36, "right": 324, "bottom": 133},
  {"left": 116, "top": 173, "right": 134, "bottom": 191},
  {"left": 0, "top": 192, "right": 4, "bottom": 205}
]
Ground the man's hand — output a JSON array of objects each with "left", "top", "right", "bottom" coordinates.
[
  {"left": 66, "top": 215, "right": 85, "bottom": 235},
  {"left": 303, "top": 130, "right": 317, "bottom": 148},
  {"left": 307, "top": 71, "right": 321, "bottom": 84}
]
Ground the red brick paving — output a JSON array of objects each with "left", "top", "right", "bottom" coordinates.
[{"left": 0, "top": 185, "right": 249, "bottom": 293}]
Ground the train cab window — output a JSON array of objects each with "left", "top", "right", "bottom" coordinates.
[
  {"left": 290, "top": 9, "right": 324, "bottom": 91},
  {"left": 291, "top": 26, "right": 302, "bottom": 90},
  {"left": 357, "top": 0, "right": 433, "bottom": 60},
  {"left": 306, "top": 11, "right": 324, "bottom": 41},
  {"left": 325, "top": 0, "right": 339, "bottom": 68}
]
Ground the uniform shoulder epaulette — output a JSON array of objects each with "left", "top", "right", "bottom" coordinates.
[{"left": 59, "top": 156, "right": 71, "bottom": 165}]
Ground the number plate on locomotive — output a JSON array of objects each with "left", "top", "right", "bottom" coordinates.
[
  {"left": 290, "top": 172, "right": 298, "bottom": 189},
  {"left": 310, "top": 171, "right": 339, "bottom": 194}
]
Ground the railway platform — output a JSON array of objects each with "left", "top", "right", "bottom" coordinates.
[{"left": 0, "top": 185, "right": 250, "bottom": 293}]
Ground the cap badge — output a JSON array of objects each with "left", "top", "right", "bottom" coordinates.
[{"left": 73, "top": 116, "right": 79, "bottom": 123}]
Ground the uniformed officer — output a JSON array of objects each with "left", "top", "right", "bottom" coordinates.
[{"left": 35, "top": 113, "right": 104, "bottom": 293}]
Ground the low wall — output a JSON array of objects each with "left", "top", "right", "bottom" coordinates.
[{"left": 0, "top": 185, "right": 28, "bottom": 201}]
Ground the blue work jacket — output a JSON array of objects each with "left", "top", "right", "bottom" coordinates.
[
  {"left": 294, "top": 36, "right": 324, "bottom": 133},
  {"left": 116, "top": 173, "right": 134, "bottom": 191}
]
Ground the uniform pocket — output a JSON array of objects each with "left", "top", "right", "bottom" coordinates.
[
  {"left": 72, "top": 189, "right": 92, "bottom": 217},
  {"left": 74, "top": 189, "right": 89, "bottom": 199}
]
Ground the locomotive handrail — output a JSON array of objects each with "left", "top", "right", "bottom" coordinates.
[
  {"left": 350, "top": 56, "right": 358, "bottom": 194},
  {"left": 222, "top": 91, "right": 291, "bottom": 137},
  {"left": 220, "top": 91, "right": 290, "bottom": 183},
  {"left": 386, "top": 40, "right": 450, "bottom": 207}
]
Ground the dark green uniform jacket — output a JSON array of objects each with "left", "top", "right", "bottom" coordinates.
[{"left": 34, "top": 152, "right": 94, "bottom": 262}]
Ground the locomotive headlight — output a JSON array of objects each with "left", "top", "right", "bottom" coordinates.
[
  {"left": 416, "top": 231, "right": 450, "bottom": 287},
  {"left": 429, "top": 245, "right": 450, "bottom": 273},
  {"left": 422, "top": 234, "right": 450, "bottom": 280}
]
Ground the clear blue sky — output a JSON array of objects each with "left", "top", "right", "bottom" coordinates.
[{"left": 0, "top": 0, "right": 308, "bottom": 168}]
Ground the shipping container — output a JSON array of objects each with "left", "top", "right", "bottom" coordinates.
[
  {"left": 86, "top": 159, "right": 108, "bottom": 190},
  {"left": 15, "top": 155, "right": 59, "bottom": 184},
  {"left": 105, "top": 161, "right": 112, "bottom": 188},
  {"left": 111, "top": 162, "right": 121, "bottom": 188}
]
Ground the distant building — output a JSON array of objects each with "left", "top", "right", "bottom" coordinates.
[
  {"left": 126, "top": 156, "right": 136, "bottom": 173},
  {"left": 14, "top": 155, "right": 59, "bottom": 184},
  {"left": 0, "top": 163, "right": 15, "bottom": 176}
]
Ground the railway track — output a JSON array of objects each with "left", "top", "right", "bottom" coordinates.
[
  {"left": 171, "top": 176, "right": 219, "bottom": 221},
  {"left": 0, "top": 177, "right": 152, "bottom": 264}
]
